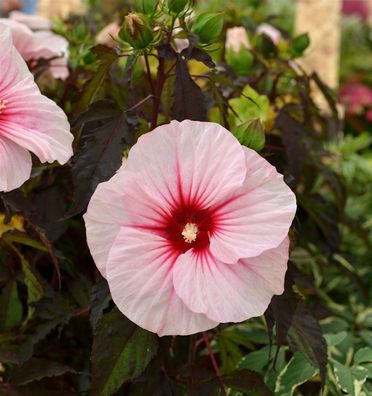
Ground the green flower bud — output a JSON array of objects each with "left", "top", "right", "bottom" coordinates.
[
  {"left": 232, "top": 118, "right": 265, "bottom": 151},
  {"left": 192, "top": 12, "right": 224, "bottom": 44},
  {"left": 167, "top": 0, "right": 188, "bottom": 14},
  {"left": 134, "top": 0, "right": 158, "bottom": 15},
  {"left": 119, "top": 13, "right": 154, "bottom": 50}
]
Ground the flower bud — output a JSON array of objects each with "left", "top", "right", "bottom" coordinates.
[
  {"left": 167, "top": 0, "right": 188, "bottom": 14},
  {"left": 192, "top": 12, "right": 224, "bottom": 44},
  {"left": 119, "top": 13, "right": 154, "bottom": 50},
  {"left": 134, "top": 0, "right": 158, "bottom": 15},
  {"left": 232, "top": 118, "right": 265, "bottom": 151},
  {"left": 225, "top": 27, "right": 253, "bottom": 76}
]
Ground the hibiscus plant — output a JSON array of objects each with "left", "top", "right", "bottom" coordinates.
[{"left": 0, "top": 1, "right": 371, "bottom": 396}]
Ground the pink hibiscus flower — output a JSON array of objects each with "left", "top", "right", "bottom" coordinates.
[
  {"left": 0, "top": 25, "right": 73, "bottom": 192},
  {"left": 84, "top": 120, "right": 296, "bottom": 336},
  {"left": 0, "top": 19, "right": 69, "bottom": 80},
  {"left": 9, "top": 11, "right": 52, "bottom": 31}
]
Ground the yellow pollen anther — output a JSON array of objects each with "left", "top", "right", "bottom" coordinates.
[
  {"left": 182, "top": 223, "right": 198, "bottom": 243},
  {"left": 0, "top": 99, "right": 8, "bottom": 114}
]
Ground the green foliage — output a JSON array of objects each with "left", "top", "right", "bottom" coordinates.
[
  {"left": 226, "top": 48, "right": 254, "bottom": 76},
  {"left": 167, "top": 0, "right": 188, "bottom": 14},
  {"left": 275, "top": 352, "right": 318, "bottom": 396},
  {"left": 291, "top": 33, "right": 310, "bottom": 58},
  {"left": 134, "top": 0, "right": 158, "bottom": 14},
  {"left": 0, "top": 281, "right": 22, "bottom": 330},
  {"left": 91, "top": 308, "right": 159, "bottom": 396}
]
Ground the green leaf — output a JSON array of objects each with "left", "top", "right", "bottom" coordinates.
[
  {"left": 0, "top": 281, "right": 22, "bottom": 330},
  {"left": 11, "top": 358, "right": 75, "bottom": 386},
  {"left": 324, "top": 331, "right": 347, "bottom": 348},
  {"left": 232, "top": 118, "right": 265, "bottom": 151},
  {"left": 332, "top": 360, "right": 368, "bottom": 396},
  {"left": 9, "top": 243, "right": 43, "bottom": 320},
  {"left": 134, "top": 0, "right": 158, "bottom": 14},
  {"left": 229, "top": 85, "right": 270, "bottom": 126},
  {"left": 192, "top": 12, "right": 224, "bottom": 44},
  {"left": 3, "top": 232, "right": 48, "bottom": 252},
  {"left": 275, "top": 352, "right": 318, "bottom": 396},
  {"left": 73, "top": 45, "right": 118, "bottom": 116},
  {"left": 237, "top": 346, "right": 271, "bottom": 373},
  {"left": 21, "top": 256, "right": 44, "bottom": 306},
  {"left": 291, "top": 33, "right": 310, "bottom": 57},
  {"left": 91, "top": 308, "right": 159, "bottom": 396},
  {"left": 226, "top": 48, "right": 253, "bottom": 76},
  {"left": 354, "top": 348, "right": 372, "bottom": 365},
  {"left": 168, "top": 0, "right": 188, "bottom": 14}
]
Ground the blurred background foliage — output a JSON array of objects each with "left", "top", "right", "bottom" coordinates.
[{"left": 0, "top": 0, "right": 371, "bottom": 395}]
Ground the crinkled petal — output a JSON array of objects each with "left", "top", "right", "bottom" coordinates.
[
  {"left": 209, "top": 147, "right": 296, "bottom": 263},
  {"left": 126, "top": 120, "right": 246, "bottom": 210},
  {"left": 173, "top": 238, "right": 289, "bottom": 323},
  {"left": 106, "top": 227, "right": 218, "bottom": 336},
  {"left": 0, "top": 136, "right": 31, "bottom": 192}
]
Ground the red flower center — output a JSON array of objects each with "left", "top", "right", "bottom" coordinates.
[{"left": 163, "top": 201, "right": 215, "bottom": 254}]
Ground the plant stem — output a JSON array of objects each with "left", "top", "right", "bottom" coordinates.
[
  {"left": 202, "top": 331, "right": 227, "bottom": 396},
  {"left": 126, "top": 94, "right": 154, "bottom": 113},
  {"left": 144, "top": 53, "right": 155, "bottom": 95},
  {"left": 150, "top": 57, "right": 165, "bottom": 130}
]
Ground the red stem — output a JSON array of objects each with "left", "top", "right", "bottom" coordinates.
[{"left": 202, "top": 331, "right": 227, "bottom": 396}]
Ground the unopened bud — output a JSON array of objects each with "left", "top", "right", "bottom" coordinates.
[
  {"left": 192, "top": 12, "right": 224, "bottom": 44},
  {"left": 119, "top": 13, "right": 154, "bottom": 50},
  {"left": 232, "top": 118, "right": 265, "bottom": 151}
]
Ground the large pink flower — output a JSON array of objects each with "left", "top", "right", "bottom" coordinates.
[
  {"left": 0, "top": 25, "right": 73, "bottom": 192},
  {"left": 0, "top": 19, "right": 69, "bottom": 80},
  {"left": 84, "top": 120, "right": 296, "bottom": 336}
]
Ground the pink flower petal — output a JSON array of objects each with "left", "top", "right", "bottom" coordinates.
[
  {"left": 10, "top": 11, "right": 51, "bottom": 31},
  {"left": 209, "top": 147, "right": 296, "bottom": 263},
  {"left": 0, "top": 19, "right": 69, "bottom": 80},
  {"left": 0, "top": 24, "right": 73, "bottom": 192},
  {"left": 126, "top": 120, "right": 247, "bottom": 210},
  {"left": 85, "top": 162, "right": 181, "bottom": 278},
  {"left": 106, "top": 227, "right": 218, "bottom": 336},
  {"left": 0, "top": 136, "right": 31, "bottom": 192},
  {"left": 173, "top": 238, "right": 289, "bottom": 323},
  {"left": 0, "top": 78, "right": 72, "bottom": 164},
  {"left": 0, "top": 25, "right": 30, "bottom": 85},
  {"left": 84, "top": 168, "right": 127, "bottom": 278}
]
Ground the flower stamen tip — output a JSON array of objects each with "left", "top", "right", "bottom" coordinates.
[
  {"left": 182, "top": 222, "right": 198, "bottom": 243},
  {"left": 0, "top": 99, "right": 8, "bottom": 113}
]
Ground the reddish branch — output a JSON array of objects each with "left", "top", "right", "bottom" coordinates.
[{"left": 202, "top": 331, "right": 227, "bottom": 396}]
